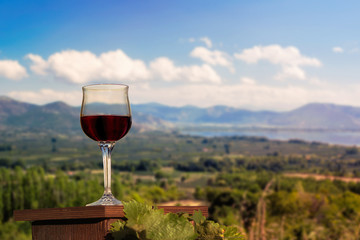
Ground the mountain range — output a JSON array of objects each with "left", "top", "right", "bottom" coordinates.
[
  {"left": 131, "top": 102, "right": 360, "bottom": 130},
  {"left": 1, "top": 96, "right": 360, "bottom": 134}
]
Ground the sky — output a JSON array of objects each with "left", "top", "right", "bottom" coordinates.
[{"left": 1, "top": 0, "right": 360, "bottom": 111}]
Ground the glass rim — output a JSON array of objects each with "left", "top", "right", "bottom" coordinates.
[{"left": 82, "top": 83, "right": 129, "bottom": 90}]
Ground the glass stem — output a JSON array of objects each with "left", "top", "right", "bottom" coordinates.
[{"left": 99, "top": 142, "right": 115, "bottom": 195}]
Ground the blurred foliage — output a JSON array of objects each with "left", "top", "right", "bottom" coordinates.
[
  {"left": 2, "top": 132, "right": 360, "bottom": 239},
  {"left": 0, "top": 165, "right": 184, "bottom": 239}
]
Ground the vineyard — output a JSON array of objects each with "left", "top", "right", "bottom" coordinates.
[{"left": 2, "top": 131, "right": 360, "bottom": 239}]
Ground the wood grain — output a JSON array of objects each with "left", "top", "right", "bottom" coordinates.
[
  {"left": 14, "top": 205, "right": 208, "bottom": 221},
  {"left": 32, "top": 218, "right": 114, "bottom": 240},
  {"left": 14, "top": 206, "right": 124, "bottom": 221},
  {"left": 157, "top": 206, "right": 209, "bottom": 217}
]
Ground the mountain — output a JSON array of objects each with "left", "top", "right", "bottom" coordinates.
[
  {"left": 0, "top": 97, "right": 170, "bottom": 134},
  {"left": 0, "top": 97, "right": 80, "bottom": 132},
  {"left": 132, "top": 102, "right": 360, "bottom": 129},
  {"left": 1, "top": 97, "right": 360, "bottom": 133},
  {"left": 0, "top": 96, "right": 38, "bottom": 118},
  {"left": 269, "top": 103, "right": 360, "bottom": 129},
  {"left": 131, "top": 103, "right": 278, "bottom": 124}
]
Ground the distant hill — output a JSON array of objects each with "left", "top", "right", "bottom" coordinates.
[
  {"left": 1, "top": 97, "right": 360, "bottom": 134},
  {"left": 268, "top": 103, "right": 360, "bottom": 129},
  {"left": 0, "top": 97, "right": 80, "bottom": 133},
  {"left": 0, "top": 97, "right": 170, "bottom": 134},
  {"left": 132, "top": 102, "right": 360, "bottom": 129},
  {"left": 132, "top": 103, "right": 279, "bottom": 124}
]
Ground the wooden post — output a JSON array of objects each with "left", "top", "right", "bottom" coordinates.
[{"left": 14, "top": 206, "right": 208, "bottom": 240}]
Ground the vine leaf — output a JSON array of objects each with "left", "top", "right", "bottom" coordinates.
[
  {"left": 123, "top": 200, "right": 152, "bottom": 230},
  {"left": 193, "top": 210, "right": 206, "bottom": 224},
  {"left": 110, "top": 220, "right": 139, "bottom": 240},
  {"left": 113, "top": 201, "right": 197, "bottom": 240},
  {"left": 110, "top": 200, "right": 244, "bottom": 240},
  {"left": 195, "top": 220, "right": 223, "bottom": 240},
  {"left": 144, "top": 212, "right": 197, "bottom": 240},
  {"left": 223, "top": 226, "right": 245, "bottom": 240}
]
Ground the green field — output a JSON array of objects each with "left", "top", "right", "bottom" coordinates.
[{"left": 2, "top": 130, "right": 360, "bottom": 239}]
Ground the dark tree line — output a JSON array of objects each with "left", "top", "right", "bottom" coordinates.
[{"left": 0, "top": 166, "right": 104, "bottom": 223}]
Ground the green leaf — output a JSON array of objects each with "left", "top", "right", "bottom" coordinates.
[
  {"left": 110, "top": 220, "right": 126, "bottom": 232},
  {"left": 192, "top": 210, "right": 206, "bottom": 224},
  {"left": 195, "top": 221, "right": 223, "bottom": 240},
  {"left": 223, "top": 226, "right": 245, "bottom": 240},
  {"left": 123, "top": 200, "right": 153, "bottom": 227},
  {"left": 110, "top": 220, "right": 140, "bottom": 240},
  {"left": 144, "top": 212, "right": 197, "bottom": 240},
  {"left": 110, "top": 201, "right": 244, "bottom": 240}
]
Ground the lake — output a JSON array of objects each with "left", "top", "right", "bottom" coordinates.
[{"left": 181, "top": 128, "right": 360, "bottom": 146}]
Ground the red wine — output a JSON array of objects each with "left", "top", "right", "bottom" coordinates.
[{"left": 81, "top": 115, "right": 132, "bottom": 142}]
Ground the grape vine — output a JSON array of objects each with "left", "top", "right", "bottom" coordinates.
[{"left": 110, "top": 200, "right": 245, "bottom": 240}]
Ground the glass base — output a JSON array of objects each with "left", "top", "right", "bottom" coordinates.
[{"left": 86, "top": 193, "right": 122, "bottom": 206}]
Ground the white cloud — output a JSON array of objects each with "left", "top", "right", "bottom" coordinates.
[
  {"left": 240, "top": 77, "right": 256, "bottom": 85},
  {"left": 27, "top": 49, "right": 222, "bottom": 84},
  {"left": 25, "top": 54, "right": 48, "bottom": 75},
  {"left": 26, "top": 49, "right": 150, "bottom": 84},
  {"left": 332, "top": 47, "right": 344, "bottom": 53},
  {"left": 7, "top": 89, "right": 81, "bottom": 106},
  {"left": 131, "top": 78, "right": 359, "bottom": 111},
  {"left": 190, "top": 47, "right": 234, "bottom": 72},
  {"left": 149, "top": 57, "right": 179, "bottom": 82},
  {"left": 99, "top": 50, "right": 150, "bottom": 81},
  {"left": 274, "top": 65, "right": 305, "bottom": 80},
  {"left": 150, "top": 57, "right": 221, "bottom": 83},
  {"left": 7, "top": 78, "right": 359, "bottom": 112},
  {"left": 0, "top": 60, "right": 28, "bottom": 80},
  {"left": 307, "top": 77, "right": 328, "bottom": 87},
  {"left": 47, "top": 50, "right": 102, "bottom": 84},
  {"left": 199, "top": 37, "right": 213, "bottom": 48},
  {"left": 130, "top": 81, "right": 341, "bottom": 111},
  {"left": 234, "top": 45, "right": 322, "bottom": 80},
  {"left": 188, "top": 38, "right": 195, "bottom": 43}
]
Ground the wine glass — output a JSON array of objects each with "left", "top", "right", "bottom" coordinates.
[{"left": 80, "top": 84, "right": 132, "bottom": 206}]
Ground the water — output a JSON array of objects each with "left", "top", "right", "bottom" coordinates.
[{"left": 181, "top": 129, "right": 360, "bottom": 146}]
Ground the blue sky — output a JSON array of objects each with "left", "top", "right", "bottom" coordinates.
[{"left": 1, "top": 0, "right": 360, "bottom": 110}]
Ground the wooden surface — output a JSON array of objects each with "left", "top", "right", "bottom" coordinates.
[
  {"left": 14, "top": 205, "right": 208, "bottom": 221},
  {"left": 158, "top": 205, "right": 208, "bottom": 217},
  {"left": 32, "top": 219, "right": 113, "bottom": 240},
  {"left": 14, "top": 206, "right": 125, "bottom": 221}
]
